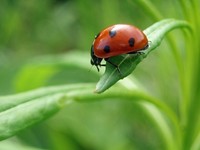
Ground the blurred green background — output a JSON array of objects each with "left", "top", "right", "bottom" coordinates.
[{"left": 0, "top": 0, "right": 185, "bottom": 149}]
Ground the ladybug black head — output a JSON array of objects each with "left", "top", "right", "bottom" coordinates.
[{"left": 90, "top": 45, "right": 102, "bottom": 72}]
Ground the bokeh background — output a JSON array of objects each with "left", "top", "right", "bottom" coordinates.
[{"left": 0, "top": 0, "right": 186, "bottom": 149}]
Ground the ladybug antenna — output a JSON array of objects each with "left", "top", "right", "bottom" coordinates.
[{"left": 88, "top": 65, "right": 94, "bottom": 73}]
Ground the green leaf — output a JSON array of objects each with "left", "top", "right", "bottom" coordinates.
[
  {"left": 0, "top": 84, "right": 94, "bottom": 140},
  {"left": 0, "top": 84, "right": 94, "bottom": 112},
  {"left": 95, "top": 19, "right": 191, "bottom": 93},
  {"left": 0, "top": 83, "right": 179, "bottom": 144},
  {"left": 0, "top": 94, "right": 65, "bottom": 140}
]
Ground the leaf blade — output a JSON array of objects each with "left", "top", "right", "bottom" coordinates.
[
  {"left": 0, "top": 94, "right": 65, "bottom": 140},
  {"left": 95, "top": 19, "right": 191, "bottom": 93}
]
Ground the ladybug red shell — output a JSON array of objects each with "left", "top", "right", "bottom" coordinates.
[{"left": 90, "top": 24, "right": 148, "bottom": 72}]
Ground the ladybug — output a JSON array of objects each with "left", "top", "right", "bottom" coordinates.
[{"left": 90, "top": 24, "right": 148, "bottom": 72}]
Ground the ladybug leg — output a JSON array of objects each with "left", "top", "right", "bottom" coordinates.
[
  {"left": 128, "top": 51, "right": 144, "bottom": 56},
  {"left": 136, "top": 51, "right": 145, "bottom": 55},
  {"left": 105, "top": 58, "right": 122, "bottom": 75},
  {"left": 96, "top": 64, "right": 106, "bottom": 72},
  {"left": 127, "top": 51, "right": 137, "bottom": 54},
  {"left": 100, "top": 64, "right": 106, "bottom": 66},
  {"left": 95, "top": 65, "right": 100, "bottom": 72}
]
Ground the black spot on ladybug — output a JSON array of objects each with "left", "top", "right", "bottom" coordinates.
[
  {"left": 103, "top": 45, "right": 110, "bottom": 53},
  {"left": 109, "top": 30, "right": 117, "bottom": 38},
  {"left": 95, "top": 32, "right": 100, "bottom": 39},
  {"left": 128, "top": 38, "right": 135, "bottom": 47}
]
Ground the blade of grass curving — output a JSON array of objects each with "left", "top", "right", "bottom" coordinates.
[
  {"left": 0, "top": 84, "right": 95, "bottom": 141},
  {"left": 140, "top": 102, "right": 177, "bottom": 150},
  {"left": 0, "top": 83, "right": 180, "bottom": 144},
  {"left": 0, "top": 84, "right": 94, "bottom": 112},
  {"left": 0, "top": 94, "right": 66, "bottom": 140},
  {"left": 72, "top": 86, "right": 181, "bottom": 149}
]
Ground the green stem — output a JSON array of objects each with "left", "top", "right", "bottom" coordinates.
[
  {"left": 70, "top": 87, "right": 181, "bottom": 149},
  {"left": 182, "top": 0, "right": 200, "bottom": 149}
]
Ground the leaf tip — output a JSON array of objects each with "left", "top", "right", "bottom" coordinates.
[{"left": 94, "top": 84, "right": 104, "bottom": 94}]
